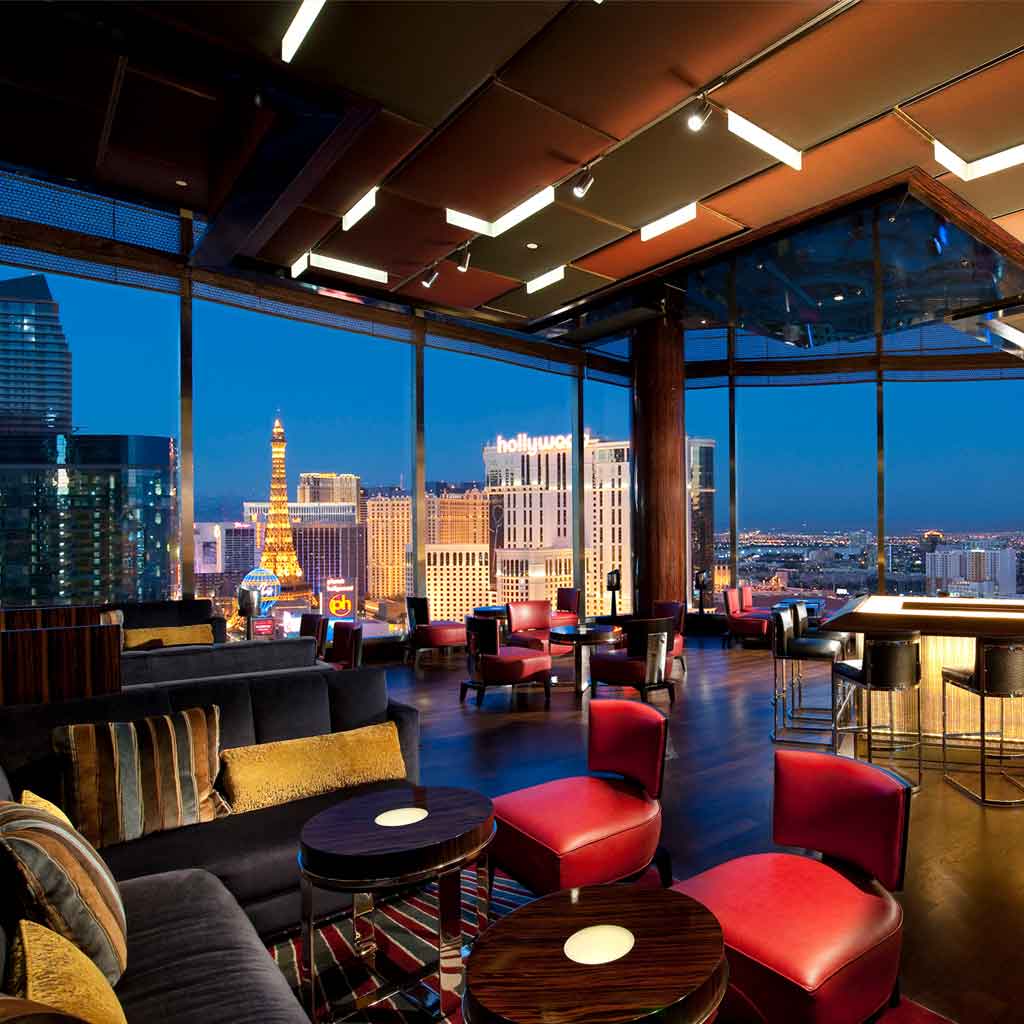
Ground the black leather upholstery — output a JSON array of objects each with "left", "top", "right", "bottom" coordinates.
[
  {"left": 790, "top": 636, "right": 843, "bottom": 661},
  {"left": 834, "top": 658, "right": 865, "bottom": 683}
]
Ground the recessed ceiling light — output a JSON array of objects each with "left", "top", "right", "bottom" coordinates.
[
  {"left": 446, "top": 187, "right": 555, "bottom": 238},
  {"left": 833, "top": 293, "right": 845, "bottom": 302},
  {"left": 640, "top": 202, "right": 696, "bottom": 241},
  {"left": 526, "top": 265, "right": 565, "bottom": 294},
  {"left": 700, "top": 319, "right": 708, "bottom": 325},
  {"left": 685, "top": 97, "right": 713, "bottom": 133},
  {"left": 292, "top": 251, "right": 388, "bottom": 285},
  {"left": 341, "top": 187, "right": 378, "bottom": 231},
  {"left": 525, "top": 242, "right": 539, "bottom": 250},
  {"left": 175, "top": 179, "right": 188, "bottom": 187},
  {"left": 281, "top": 0, "right": 326, "bottom": 63},
  {"left": 933, "top": 139, "right": 1024, "bottom": 181},
  {"left": 727, "top": 110, "right": 802, "bottom": 170}
]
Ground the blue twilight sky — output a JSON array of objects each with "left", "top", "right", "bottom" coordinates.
[{"left": 4, "top": 264, "right": 1023, "bottom": 532}]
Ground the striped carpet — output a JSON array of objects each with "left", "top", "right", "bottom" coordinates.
[{"left": 269, "top": 870, "right": 956, "bottom": 1024}]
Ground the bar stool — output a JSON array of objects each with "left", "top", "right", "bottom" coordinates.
[
  {"left": 942, "top": 637, "right": 1024, "bottom": 807},
  {"left": 787, "top": 600, "right": 852, "bottom": 723},
  {"left": 833, "top": 633, "right": 923, "bottom": 790},
  {"left": 771, "top": 606, "right": 842, "bottom": 745}
]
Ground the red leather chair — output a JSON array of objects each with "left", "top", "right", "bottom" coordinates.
[
  {"left": 675, "top": 750, "right": 911, "bottom": 1024},
  {"left": 299, "top": 612, "right": 328, "bottom": 658},
  {"left": 506, "top": 600, "right": 572, "bottom": 657},
  {"left": 590, "top": 617, "right": 677, "bottom": 704},
  {"left": 323, "top": 621, "right": 363, "bottom": 669},
  {"left": 406, "top": 596, "right": 466, "bottom": 669},
  {"left": 653, "top": 599, "right": 686, "bottom": 672},
  {"left": 461, "top": 616, "right": 552, "bottom": 708},
  {"left": 490, "top": 699, "right": 669, "bottom": 895},
  {"left": 550, "top": 587, "right": 581, "bottom": 628},
  {"left": 724, "top": 587, "right": 771, "bottom": 648}
]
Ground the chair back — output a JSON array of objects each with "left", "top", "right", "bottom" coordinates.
[
  {"left": 770, "top": 607, "right": 794, "bottom": 659},
  {"left": 556, "top": 587, "right": 581, "bottom": 615},
  {"left": 623, "top": 618, "right": 672, "bottom": 685},
  {"left": 772, "top": 750, "right": 911, "bottom": 892},
  {"left": 299, "top": 613, "right": 328, "bottom": 657},
  {"left": 588, "top": 699, "right": 668, "bottom": 800},
  {"left": 740, "top": 585, "right": 755, "bottom": 612},
  {"left": 506, "top": 600, "right": 550, "bottom": 633},
  {"left": 652, "top": 600, "right": 684, "bottom": 634},
  {"left": 977, "top": 637, "right": 1024, "bottom": 698},
  {"left": 329, "top": 622, "right": 363, "bottom": 669},
  {"left": 792, "top": 601, "right": 810, "bottom": 638},
  {"left": 724, "top": 587, "right": 740, "bottom": 618},
  {"left": 864, "top": 634, "right": 921, "bottom": 691},
  {"left": 406, "top": 596, "right": 429, "bottom": 630},
  {"left": 465, "top": 616, "right": 500, "bottom": 660}
]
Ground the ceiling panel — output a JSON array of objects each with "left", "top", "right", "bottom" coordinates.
[
  {"left": 257, "top": 207, "right": 338, "bottom": 266},
  {"left": 501, "top": 2, "right": 830, "bottom": 140},
  {"left": 995, "top": 210, "right": 1024, "bottom": 244},
  {"left": 316, "top": 188, "right": 471, "bottom": 283},
  {"left": 562, "top": 108, "right": 772, "bottom": 228},
  {"left": 706, "top": 114, "right": 941, "bottom": 229},
  {"left": 389, "top": 83, "right": 610, "bottom": 221},
  {"left": 576, "top": 205, "right": 740, "bottom": 279},
  {"left": 304, "top": 112, "right": 427, "bottom": 217},
  {"left": 469, "top": 201, "right": 626, "bottom": 281},
  {"left": 484, "top": 266, "right": 610, "bottom": 320},
  {"left": 396, "top": 261, "right": 520, "bottom": 308},
  {"left": 714, "top": 1, "right": 1024, "bottom": 150},
  {"left": 904, "top": 52, "right": 1024, "bottom": 162},
  {"left": 938, "top": 167, "right": 1024, "bottom": 220}
]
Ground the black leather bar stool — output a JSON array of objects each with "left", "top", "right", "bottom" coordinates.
[
  {"left": 789, "top": 601, "right": 853, "bottom": 721},
  {"left": 942, "top": 637, "right": 1024, "bottom": 807},
  {"left": 832, "top": 633, "right": 922, "bottom": 789},
  {"left": 770, "top": 605, "right": 843, "bottom": 745}
]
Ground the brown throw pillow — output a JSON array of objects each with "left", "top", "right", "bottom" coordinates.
[
  {"left": 53, "top": 706, "right": 230, "bottom": 849},
  {"left": 220, "top": 722, "right": 406, "bottom": 813}
]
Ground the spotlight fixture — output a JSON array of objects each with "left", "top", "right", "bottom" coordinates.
[
  {"left": 422, "top": 267, "right": 440, "bottom": 288},
  {"left": 934, "top": 138, "right": 1024, "bottom": 182},
  {"left": 174, "top": 179, "right": 188, "bottom": 188},
  {"left": 525, "top": 242, "right": 539, "bottom": 250},
  {"left": 281, "top": 0, "right": 326, "bottom": 63},
  {"left": 571, "top": 167, "right": 595, "bottom": 199},
  {"left": 726, "top": 110, "right": 802, "bottom": 170},
  {"left": 686, "top": 96, "right": 713, "bottom": 133},
  {"left": 458, "top": 247, "right": 471, "bottom": 273}
]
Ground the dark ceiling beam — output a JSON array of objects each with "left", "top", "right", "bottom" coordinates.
[{"left": 95, "top": 56, "right": 127, "bottom": 174}]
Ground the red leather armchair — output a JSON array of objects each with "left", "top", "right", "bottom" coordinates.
[
  {"left": 406, "top": 596, "right": 466, "bottom": 669},
  {"left": 323, "top": 621, "right": 363, "bottom": 669},
  {"left": 490, "top": 699, "right": 670, "bottom": 895},
  {"left": 675, "top": 750, "right": 911, "bottom": 1024},
  {"left": 461, "top": 616, "right": 552, "bottom": 708},
  {"left": 506, "top": 600, "right": 572, "bottom": 657},
  {"left": 590, "top": 617, "right": 677, "bottom": 704},
  {"left": 724, "top": 587, "right": 771, "bottom": 648},
  {"left": 550, "top": 587, "right": 581, "bottom": 628},
  {"left": 653, "top": 599, "right": 686, "bottom": 671},
  {"left": 299, "top": 612, "right": 328, "bottom": 658}
]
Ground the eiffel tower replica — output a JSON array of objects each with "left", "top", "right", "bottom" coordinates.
[{"left": 259, "top": 417, "right": 313, "bottom": 611}]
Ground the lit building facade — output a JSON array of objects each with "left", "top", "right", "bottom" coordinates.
[
  {"left": 193, "top": 521, "right": 257, "bottom": 599},
  {"left": 297, "top": 472, "right": 361, "bottom": 515},
  {"left": 422, "top": 544, "right": 494, "bottom": 622},
  {"left": 366, "top": 493, "right": 411, "bottom": 599},
  {"left": 292, "top": 522, "right": 366, "bottom": 607},
  {"left": 688, "top": 438, "right": 716, "bottom": 589},
  {"left": 430, "top": 488, "right": 489, "bottom": 545},
  {"left": 242, "top": 501, "right": 356, "bottom": 524},
  {"left": 926, "top": 545, "right": 1017, "bottom": 597}
]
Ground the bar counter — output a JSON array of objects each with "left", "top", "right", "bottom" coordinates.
[{"left": 825, "top": 595, "right": 1024, "bottom": 740}]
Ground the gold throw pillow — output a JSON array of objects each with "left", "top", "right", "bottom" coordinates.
[
  {"left": 19, "top": 792, "right": 72, "bottom": 828},
  {"left": 123, "top": 624, "right": 213, "bottom": 649},
  {"left": 220, "top": 722, "right": 406, "bottom": 813},
  {"left": 6, "top": 921, "right": 127, "bottom": 1024}
]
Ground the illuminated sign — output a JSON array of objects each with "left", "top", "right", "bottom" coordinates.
[
  {"left": 494, "top": 432, "right": 591, "bottom": 454},
  {"left": 250, "top": 617, "right": 275, "bottom": 638},
  {"left": 323, "top": 577, "right": 356, "bottom": 621}
]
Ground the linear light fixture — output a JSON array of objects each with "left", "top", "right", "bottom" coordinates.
[
  {"left": 727, "top": 110, "right": 802, "bottom": 170},
  {"left": 446, "top": 187, "right": 555, "bottom": 238},
  {"left": 640, "top": 202, "right": 697, "bottom": 241},
  {"left": 292, "top": 250, "right": 388, "bottom": 285},
  {"left": 281, "top": 0, "right": 326, "bottom": 63},
  {"left": 526, "top": 265, "right": 565, "bottom": 294},
  {"left": 342, "top": 187, "right": 378, "bottom": 231},
  {"left": 933, "top": 139, "right": 1024, "bottom": 181}
]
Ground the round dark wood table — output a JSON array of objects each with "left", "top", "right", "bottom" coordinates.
[
  {"left": 550, "top": 624, "right": 622, "bottom": 702},
  {"left": 299, "top": 783, "right": 494, "bottom": 1022},
  {"left": 463, "top": 885, "right": 727, "bottom": 1024}
]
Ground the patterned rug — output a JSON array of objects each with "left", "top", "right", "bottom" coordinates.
[{"left": 269, "top": 869, "right": 956, "bottom": 1024}]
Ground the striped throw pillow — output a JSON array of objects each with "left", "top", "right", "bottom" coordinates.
[
  {"left": 0, "top": 803, "right": 127, "bottom": 985},
  {"left": 53, "top": 706, "right": 230, "bottom": 849}
]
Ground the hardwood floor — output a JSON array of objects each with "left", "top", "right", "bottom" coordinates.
[{"left": 386, "top": 637, "right": 1023, "bottom": 1024}]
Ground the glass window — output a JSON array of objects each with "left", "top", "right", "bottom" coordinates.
[
  {"left": 193, "top": 300, "right": 410, "bottom": 635},
  {"left": 424, "top": 348, "right": 573, "bottom": 622},
  {"left": 0, "top": 265, "right": 178, "bottom": 606}
]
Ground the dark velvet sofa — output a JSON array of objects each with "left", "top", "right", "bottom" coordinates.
[
  {"left": 0, "top": 664, "right": 419, "bottom": 1023},
  {"left": 108, "top": 596, "right": 229, "bottom": 644}
]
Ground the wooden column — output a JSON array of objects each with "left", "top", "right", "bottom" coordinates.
[{"left": 632, "top": 313, "right": 685, "bottom": 616}]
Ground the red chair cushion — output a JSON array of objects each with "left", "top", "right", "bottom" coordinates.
[
  {"left": 480, "top": 647, "right": 552, "bottom": 684},
  {"left": 492, "top": 776, "right": 661, "bottom": 896},
  {"left": 729, "top": 616, "right": 770, "bottom": 638},
  {"left": 740, "top": 584, "right": 755, "bottom": 611},
  {"left": 550, "top": 610, "right": 579, "bottom": 628},
  {"left": 414, "top": 622, "right": 465, "bottom": 647},
  {"left": 506, "top": 600, "right": 551, "bottom": 633},
  {"left": 675, "top": 853, "right": 902, "bottom": 1024},
  {"left": 670, "top": 633, "right": 684, "bottom": 658},
  {"left": 590, "top": 649, "right": 673, "bottom": 684},
  {"left": 508, "top": 628, "right": 572, "bottom": 657}
]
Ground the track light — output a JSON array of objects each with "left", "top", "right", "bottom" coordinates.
[
  {"left": 571, "top": 167, "right": 595, "bottom": 199},
  {"left": 458, "top": 248, "right": 471, "bottom": 273},
  {"left": 686, "top": 97, "right": 713, "bottom": 133},
  {"left": 422, "top": 267, "right": 440, "bottom": 288}
]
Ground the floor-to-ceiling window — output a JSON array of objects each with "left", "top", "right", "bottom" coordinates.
[
  {"left": 0, "top": 264, "right": 178, "bottom": 606},
  {"left": 193, "top": 299, "right": 410, "bottom": 634}
]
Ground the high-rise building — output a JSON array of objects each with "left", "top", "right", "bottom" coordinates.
[
  {"left": 430, "top": 488, "right": 489, "bottom": 545},
  {"left": 193, "top": 521, "right": 257, "bottom": 599},
  {"left": 0, "top": 275, "right": 71, "bottom": 434},
  {"left": 926, "top": 545, "right": 1017, "bottom": 597},
  {"left": 366, "top": 493, "right": 411, "bottom": 599},
  {"left": 292, "top": 522, "right": 366, "bottom": 607},
  {"left": 297, "top": 472, "right": 361, "bottom": 516},
  {"left": 421, "top": 544, "right": 494, "bottom": 622},
  {"left": 242, "top": 501, "right": 356, "bottom": 524},
  {"left": 688, "top": 438, "right": 716, "bottom": 588}
]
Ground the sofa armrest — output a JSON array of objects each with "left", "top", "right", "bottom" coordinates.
[
  {"left": 0, "top": 761, "right": 13, "bottom": 802},
  {"left": 211, "top": 616, "right": 228, "bottom": 644},
  {"left": 387, "top": 699, "right": 420, "bottom": 785}
]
